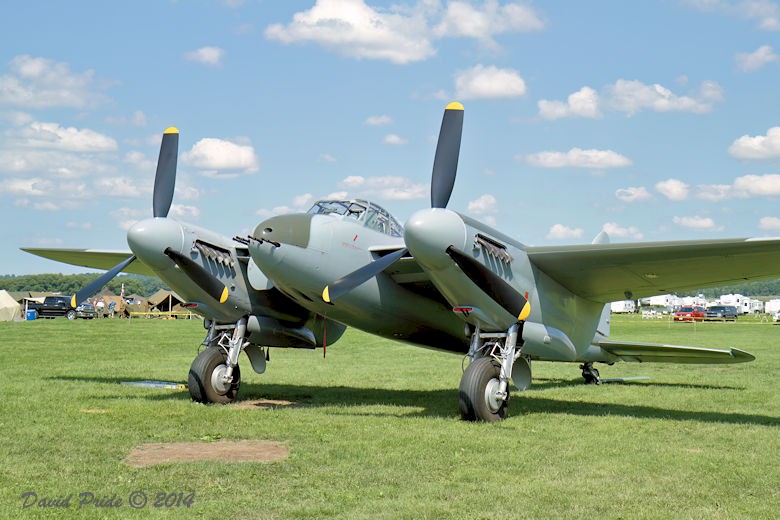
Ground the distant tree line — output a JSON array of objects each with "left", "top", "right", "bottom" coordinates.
[
  {"left": 678, "top": 278, "right": 780, "bottom": 299},
  {"left": 0, "top": 273, "right": 167, "bottom": 298},
  {"left": 3, "top": 272, "right": 780, "bottom": 301}
]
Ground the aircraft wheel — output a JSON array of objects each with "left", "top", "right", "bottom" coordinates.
[
  {"left": 188, "top": 347, "right": 241, "bottom": 404},
  {"left": 66, "top": 310, "right": 76, "bottom": 320},
  {"left": 458, "top": 357, "right": 507, "bottom": 422},
  {"left": 580, "top": 363, "right": 600, "bottom": 384}
]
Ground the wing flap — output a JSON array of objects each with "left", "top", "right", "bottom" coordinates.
[
  {"left": 22, "top": 248, "right": 156, "bottom": 277},
  {"left": 527, "top": 238, "right": 780, "bottom": 302},
  {"left": 599, "top": 340, "right": 755, "bottom": 364}
]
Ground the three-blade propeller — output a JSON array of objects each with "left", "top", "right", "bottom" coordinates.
[
  {"left": 321, "top": 102, "right": 531, "bottom": 322},
  {"left": 321, "top": 103, "right": 465, "bottom": 303},
  {"left": 68, "top": 126, "right": 225, "bottom": 308}
]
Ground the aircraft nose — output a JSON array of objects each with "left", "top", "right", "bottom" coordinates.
[
  {"left": 404, "top": 208, "right": 467, "bottom": 270},
  {"left": 127, "top": 218, "right": 184, "bottom": 269},
  {"left": 252, "top": 214, "right": 313, "bottom": 249}
]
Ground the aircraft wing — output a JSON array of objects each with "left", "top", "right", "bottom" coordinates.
[
  {"left": 599, "top": 340, "right": 755, "bottom": 364},
  {"left": 21, "top": 248, "right": 157, "bottom": 277},
  {"left": 526, "top": 238, "right": 780, "bottom": 302}
]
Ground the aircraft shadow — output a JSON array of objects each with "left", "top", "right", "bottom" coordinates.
[
  {"left": 48, "top": 375, "right": 777, "bottom": 427},
  {"left": 531, "top": 377, "right": 745, "bottom": 391}
]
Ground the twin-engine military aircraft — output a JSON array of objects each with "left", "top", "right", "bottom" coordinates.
[{"left": 25, "top": 102, "right": 772, "bottom": 421}]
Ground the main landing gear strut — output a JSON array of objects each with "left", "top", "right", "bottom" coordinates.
[
  {"left": 189, "top": 317, "right": 247, "bottom": 404},
  {"left": 459, "top": 323, "right": 530, "bottom": 422},
  {"left": 580, "top": 362, "right": 601, "bottom": 385}
]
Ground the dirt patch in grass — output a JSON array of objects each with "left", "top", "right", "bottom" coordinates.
[
  {"left": 232, "top": 398, "right": 299, "bottom": 410},
  {"left": 125, "top": 440, "right": 289, "bottom": 467}
]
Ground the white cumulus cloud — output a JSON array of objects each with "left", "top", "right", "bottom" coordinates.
[
  {"left": 615, "top": 186, "right": 652, "bottom": 202},
  {"left": 383, "top": 133, "right": 408, "bottom": 145},
  {"left": 10, "top": 121, "right": 117, "bottom": 152},
  {"left": 736, "top": 44, "right": 778, "bottom": 71},
  {"left": 454, "top": 65, "right": 526, "bottom": 99},
  {"left": 732, "top": 173, "right": 780, "bottom": 196},
  {"left": 265, "top": 1, "right": 545, "bottom": 64},
  {"left": 547, "top": 224, "right": 583, "bottom": 240},
  {"left": 434, "top": 0, "right": 545, "bottom": 47},
  {"left": 687, "top": 0, "right": 780, "bottom": 31},
  {"left": 759, "top": 216, "right": 780, "bottom": 230},
  {"left": 338, "top": 174, "right": 425, "bottom": 200},
  {"left": 182, "top": 137, "right": 260, "bottom": 176},
  {"left": 728, "top": 127, "right": 780, "bottom": 159},
  {"left": 538, "top": 86, "right": 601, "bottom": 120},
  {"left": 655, "top": 178, "right": 690, "bottom": 201},
  {"left": 673, "top": 215, "right": 722, "bottom": 231},
  {"left": 365, "top": 115, "right": 392, "bottom": 126},
  {"left": 525, "top": 148, "right": 631, "bottom": 169},
  {"left": 264, "top": 0, "right": 435, "bottom": 64},
  {"left": 185, "top": 46, "right": 225, "bottom": 66},
  {"left": 602, "top": 222, "right": 643, "bottom": 240},
  {"left": 0, "top": 54, "right": 110, "bottom": 109},
  {"left": 467, "top": 194, "right": 498, "bottom": 214},
  {"left": 605, "top": 79, "right": 723, "bottom": 115}
]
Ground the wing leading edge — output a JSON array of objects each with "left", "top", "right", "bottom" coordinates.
[
  {"left": 21, "top": 248, "right": 157, "bottom": 277},
  {"left": 526, "top": 237, "right": 780, "bottom": 303},
  {"left": 599, "top": 340, "right": 755, "bottom": 364}
]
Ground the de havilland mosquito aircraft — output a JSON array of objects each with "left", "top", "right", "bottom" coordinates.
[{"left": 24, "top": 102, "right": 775, "bottom": 421}]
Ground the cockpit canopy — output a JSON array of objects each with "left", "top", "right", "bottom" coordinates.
[{"left": 307, "top": 199, "right": 403, "bottom": 237}]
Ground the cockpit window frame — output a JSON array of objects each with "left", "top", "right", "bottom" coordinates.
[{"left": 307, "top": 199, "right": 403, "bottom": 237}]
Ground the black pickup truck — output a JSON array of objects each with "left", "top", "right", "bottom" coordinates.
[{"left": 28, "top": 296, "right": 96, "bottom": 320}]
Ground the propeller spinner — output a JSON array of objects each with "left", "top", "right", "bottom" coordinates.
[
  {"left": 68, "top": 126, "right": 227, "bottom": 308},
  {"left": 321, "top": 101, "right": 531, "bottom": 323},
  {"left": 320, "top": 102, "right": 465, "bottom": 302}
]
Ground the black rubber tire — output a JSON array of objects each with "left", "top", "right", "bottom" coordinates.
[
  {"left": 458, "top": 357, "right": 508, "bottom": 422},
  {"left": 583, "top": 367, "right": 600, "bottom": 385},
  {"left": 66, "top": 310, "right": 76, "bottom": 320},
  {"left": 188, "top": 347, "right": 240, "bottom": 404}
]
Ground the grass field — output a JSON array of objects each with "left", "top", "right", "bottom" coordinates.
[{"left": 1, "top": 315, "right": 778, "bottom": 518}]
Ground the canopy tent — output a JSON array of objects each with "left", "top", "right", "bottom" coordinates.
[{"left": 0, "top": 290, "right": 22, "bottom": 321}]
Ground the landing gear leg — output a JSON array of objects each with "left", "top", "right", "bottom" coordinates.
[
  {"left": 189, "top": 317, "right": 247, "bottom": 403},
  {"left": 580, "top": 362, "right": 601, "bottom": 385},
  {"left": 459, "top": 323, "right": 523, "bottom": 422}
]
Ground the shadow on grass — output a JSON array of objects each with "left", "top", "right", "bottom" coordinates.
[
  {"left": 48, "top": 375, "right": 778, "bottom": 426},
  {"left": 532, "top": 377, "right": 745, "bottom": 391}
]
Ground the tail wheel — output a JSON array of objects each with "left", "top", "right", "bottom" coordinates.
[
  {"left": 459, "top": 357, "right": 508, "bottom": 422},
  {"left": 188, "top": 347, "right": 241, "bottom": 404}
]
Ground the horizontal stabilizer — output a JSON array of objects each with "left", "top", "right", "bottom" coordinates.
[
  {"left": 21, "top": 248, "right": 156, "bottom": 277},
  {"left": 599, "top": 340, "right": 755, "bottom": 364}
]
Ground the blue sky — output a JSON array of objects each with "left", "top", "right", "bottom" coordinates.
[{"left": 2, "top": 0, "right": 780, "bottom": 275}]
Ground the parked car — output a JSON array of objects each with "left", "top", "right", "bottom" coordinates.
[
  {"left": 704, "top": 305, "right": 738, "bottom": 321},
  {"left": 28, "top": 296, "right": 97, "bottom": 319},
  {"left": 74, "top": 302, "right": 97, "bottom": 319},
  {"left": 673, "top": 306, "right": 706, "bottom": 322}
]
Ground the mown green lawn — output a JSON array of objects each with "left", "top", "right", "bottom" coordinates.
[{"left": 0, "top": 315, "right": 777, "bottom": 518}]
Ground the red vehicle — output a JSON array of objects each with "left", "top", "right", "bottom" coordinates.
[{"left": 673, "top": 306, "right": 706, "bottom": 322}]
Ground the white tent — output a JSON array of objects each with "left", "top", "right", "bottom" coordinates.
[{"left": 0, "top": 290, "right": 22, "bottom": 321}]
